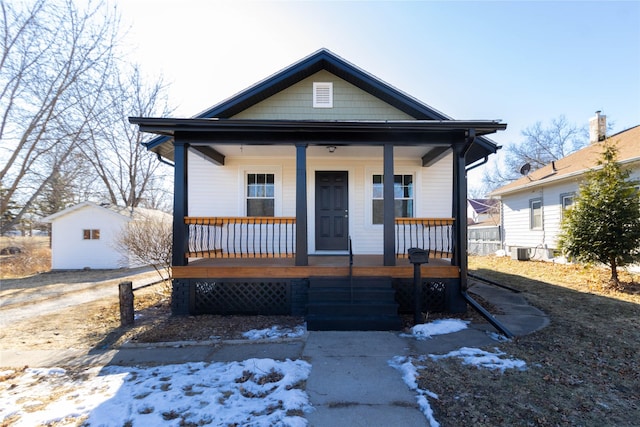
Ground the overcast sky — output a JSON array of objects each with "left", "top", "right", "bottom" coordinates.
[{"left": 117, "top": 0, "right": 640, "bottom": 175}]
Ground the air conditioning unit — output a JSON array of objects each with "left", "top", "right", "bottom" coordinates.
[{"left": 511, "top": 247, "right": 530, "bottom": 261}]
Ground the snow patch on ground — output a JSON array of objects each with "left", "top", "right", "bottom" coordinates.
[
  {"left": 242, "top": 324, "right": 307, "bottom": 340},
  {"left": 0, "top": 359, "right": 312, "bottom": 427},
  {"left": 390, "top": 331, "right": 527, "bottom": 427},
  {"left": 429, "top": 347, "right": 527, "bottom": 372},
  {"left": 389, "top": 355, "right": 440, "bottom": 427},
  {"left": 401, "top": 319, "right": 470, "bottom": 340}
]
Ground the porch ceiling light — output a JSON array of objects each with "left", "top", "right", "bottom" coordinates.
[{"left": 327, "top": 145, "right": 336, "bottom": 153}]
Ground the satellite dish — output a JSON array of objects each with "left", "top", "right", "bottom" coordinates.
[{"left": 519, "top": 163, "right": 531, "bottom": 176}]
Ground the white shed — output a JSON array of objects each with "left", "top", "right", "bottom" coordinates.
[{"left": 42, "top": 201, "right": 171, "bottom": 270}]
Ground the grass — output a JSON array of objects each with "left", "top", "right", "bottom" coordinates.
[
  {"left": 0, "top": 236, "right": 50, "bottom": 278},
  {"left": 3, "top": 237, "right": 640, "bottom": 425},
  {"left": 415, "top": 256, "right": 640, "bottom": 427}
]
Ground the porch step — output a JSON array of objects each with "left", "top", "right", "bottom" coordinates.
[
  {"left": 307, "top": 277, "right": 392, "bottom": 288},
  {"left": 308, "top": 288, "right": 396, "bottom": 302},
  {"left": 306, "top": 276, "right": 402, "bottom": 331},
  {"left": 307, "top": 302, "right": 398, "bottom": 316}
]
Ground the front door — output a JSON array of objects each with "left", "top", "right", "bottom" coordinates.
[{"left": 315, "top": 171, "right": 349, "bottom": 250}]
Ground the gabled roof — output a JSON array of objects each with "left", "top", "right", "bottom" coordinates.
[
  {"left": 468, "top": 198, "right": 499, "bottom": 214},
  {"left": 491, "top": 125, "right": 640, "bottom": 197},
  {"left": 42, "top": 201, "right": 171, "bottom": 222},
  {"left": 140, "top": 48, "right": 502, "bottom": 165}
]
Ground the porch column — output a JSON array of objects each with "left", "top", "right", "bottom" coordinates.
[
  {"left": 295, "top": 143, "right": 308, "bottom": 266},
  {"left": 383, "top": 143, "right": 395, "bottom": 266},
  {"left": 449, "top": 133, "right": 472, "bottom": 313},
  {"left": 173, "top": 140, "right": 189, "bottom": 267}
]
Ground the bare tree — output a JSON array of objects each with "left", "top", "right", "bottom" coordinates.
[
  {"left": 81, "top": 65, "right": 174, "bottom": 210},
  {"left": 115, "top": 214, "right": 173, "bottom": 283},
  {"left": 482, "top": 116, "right": 589, "bottom": 191},
  {"left": 0, "top": 0, "right": 121, "bottom": 234}
]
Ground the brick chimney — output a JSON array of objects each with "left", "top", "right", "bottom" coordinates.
[{"left": 589, "top": 111, "right": 606, "bottom": 143}]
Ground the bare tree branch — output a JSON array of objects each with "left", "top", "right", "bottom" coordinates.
[{"left": 0, "top": 0, "right": 121, "bottom": 233}]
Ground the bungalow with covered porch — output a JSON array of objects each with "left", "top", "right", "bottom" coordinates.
[{"left": 129, "top": 49, "right": 506, "bottom": 330}]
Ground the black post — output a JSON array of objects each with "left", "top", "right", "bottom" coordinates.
[
  {"left": 448, "top": 133, "right": 472, "bottom": 313},
  {"left": 173, "top": 140, "right": 188, "bottom": 267},
  {"left": 408, "top": 247, "right": 429, "bottom": 324},
  {"left": 119, "top": 281, "right": 134, "bottom": 326},
  {"left": 295, "top": 143, "right": 308, "bottom": 266},
  {"left": 413, "top": 262, "right": 422, "bottom": 324},
  {"left": 383, "top": 143, "right": 395, "bottom": 266},
  {"left": 172, "top": 140, "right": 189, "bottom": 316}
]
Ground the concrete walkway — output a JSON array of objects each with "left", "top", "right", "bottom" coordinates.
[{"left": 0, "top": 280, "right": 549, "bottom": 426}]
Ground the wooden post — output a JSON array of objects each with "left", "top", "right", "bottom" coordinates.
[{"left": 119, "top": 281, "right": 134, "bottom": 326}]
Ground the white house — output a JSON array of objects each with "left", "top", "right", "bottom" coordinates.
[
  {"left": 491, "top": 119, "right": 640, "bottom": 260},
  {"left": 129, "top": 48, "right": 507, "bottom": 329},
  {"left": 42, "top": 201, "right": 171, "bottom": 270}
]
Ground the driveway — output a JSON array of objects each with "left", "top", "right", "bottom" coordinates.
[{"left": 0, "top": 268, "right": 162, "bottom": 328}]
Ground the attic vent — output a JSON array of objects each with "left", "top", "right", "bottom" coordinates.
[{"left": 313, "top": 82, "right": 333, "bottom": 108}]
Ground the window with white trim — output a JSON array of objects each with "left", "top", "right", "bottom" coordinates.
[
  {"left": 372, "top": 174, "right": 414, "bottom": 224},
  {"left": 313, "top": 82, "right": 333, "bottom": 108},
  {"left": 247, "top": 173, "right": 274, "bottom": 216},
  {"left": 561, "top": 193, "right": 575, "bottom": 213},
  {"left": 530, "top": 198, "right": 543, "bottom": 230}
]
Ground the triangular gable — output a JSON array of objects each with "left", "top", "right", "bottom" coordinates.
[
  {"left": 195, "top": 48, "right": 451, "bottom": 120},
  {"left": 41, "top": 201, "right": 130, "bottom": 223},
  {"left": 143, "top": 48, "right": 500, "bottom": 164},
  {"left": 42, "top": 201, "right": 171, "bottom": 223}
]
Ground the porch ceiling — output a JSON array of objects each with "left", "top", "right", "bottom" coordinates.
[{"left": 129, "top": 118, "right": 507, "bottom": 165}]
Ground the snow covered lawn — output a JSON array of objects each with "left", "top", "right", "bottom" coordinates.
[
  {"left": 1, "top": 359, "right": 311, "bottom": 427},
  {"left": 392, "top": 319, "right": 527, "bottom": 427}
]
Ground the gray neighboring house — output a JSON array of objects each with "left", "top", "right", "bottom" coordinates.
[{"left": 491, "top": 115, "right": 640, "bottom": 261}]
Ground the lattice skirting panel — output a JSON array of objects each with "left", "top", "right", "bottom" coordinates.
[
  {"left": 174, "top": 278, "right": 459, "bottom": 316},
  {"left": 188, "top": 279, "right": 308, "bottom": 315},
  {"left": 393, "top": 278, "right": 450, "bottom": 313}
]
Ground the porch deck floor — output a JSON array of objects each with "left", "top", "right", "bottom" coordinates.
[
  {"left": 187, "top": 255, "right": 451, "bottom": 268},
  {"left": 174, "top": 255, "right": 458, "bottom": 279}
]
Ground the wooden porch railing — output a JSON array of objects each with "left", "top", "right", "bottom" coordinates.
[
  {"left": 185, "top": 217, "right": 296, "bottom": 258},
  {"left": 395, "top": 218, "right": 454, "bottom": 259},
  {"left": 184, "top": 216, "right": 454, "bottom": 260}
]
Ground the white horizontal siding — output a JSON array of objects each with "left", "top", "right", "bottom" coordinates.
[
  {"left": 501, "top": 190, "right": 545, "bottom": 250},
  {"left": 50, "top": 206, "right": 128, "bottom": 269},
  {"left": 501, "top": 180, "right": 580, "bottom": 251},
  {"left": 188, "top": 152, "right": 454, "bottom": 255}
]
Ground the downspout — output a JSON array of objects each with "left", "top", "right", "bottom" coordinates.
[
  {"left": 457, "top": 129, "right": 476, "bottom": 289},
  {"left": 157, "top": 153, "right": 175, "bottom": 168},
  {"left": 459, "top": 132, "right": 514, "bottom": 338}
]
